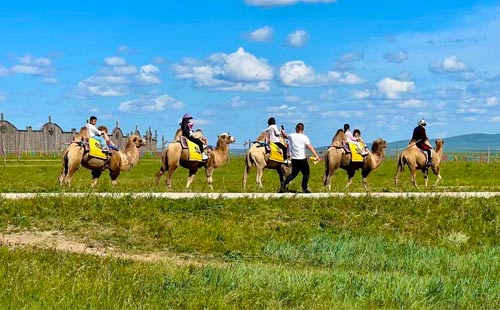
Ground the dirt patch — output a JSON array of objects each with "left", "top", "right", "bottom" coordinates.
[{"left": 0, "top": 230, "right": 223, "bottom": 267}]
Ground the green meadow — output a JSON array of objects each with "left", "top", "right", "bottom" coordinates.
[{"left": 0, "top": 156, "right": 499, "bottom": 308}]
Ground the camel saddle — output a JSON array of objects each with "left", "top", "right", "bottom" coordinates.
[
  {"left": 88, "top": 137, "right": 109, "bottom": 160},
  {"left": 269, "top": 141, "right": 285, "bottom": 163},
  {"left": 179, "top": 136, "right": 203, "bottom": 162}
]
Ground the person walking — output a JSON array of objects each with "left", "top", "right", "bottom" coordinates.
[{"left": 279, "top": 123, "right": 321, "bottom": 193}]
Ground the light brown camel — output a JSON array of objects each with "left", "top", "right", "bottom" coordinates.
[
  {"left": 155, "top": 132, "right": 236, "bottom": 190},
  {"left": 323, "top": 129, "right": 387, "bottom": 190},
  {"left": 243, "top": 132, "right": 291, "bottom": 189},
  {"left": 59, "top": 129, "right": 147, "bottom": 187},
  {"left": 394, "top": 139, "right": 444, "bottom": 187}
]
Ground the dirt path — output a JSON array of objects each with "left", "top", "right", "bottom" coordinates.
[
  {"left": 0, "top": 230, "right": 223, "bottom": 267},
  {"left": 2, "top": 191, "right": 500, "bottom": 199}
]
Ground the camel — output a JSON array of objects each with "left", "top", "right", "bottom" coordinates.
[
  {"left": 59, "top": 128, "right": 147, "bottom": 187},
  {"left": 242, "top": 132, "right": 291, "bottom": 190},
  {"left": 323, "top": 129, "right": 387, "bottom": 190},
  {"left": 394, "top": 139, "right": 444, "bottom": 187},
  {"left": 155, "top": 132, "right": 236, "bottom": 190}
]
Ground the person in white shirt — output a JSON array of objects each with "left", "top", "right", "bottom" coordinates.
[
  {"left": 279, "top": 123, "right": 321, "bottom": 193},
  {"left": 86, "top": 116, "right": 116, "bottom": 151},
  {"left": 265, "top": 117, "right": 288, "bottom": 162}
]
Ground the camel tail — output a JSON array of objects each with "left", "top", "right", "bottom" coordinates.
[
  {"left": 161, "top": 149, "right": 169, "bottom": 171},
  {"left": 62, "top": 150, "right": 70, "bottom": 176},
  {"left": 245, "top": 151, "right": 254, "bottom": 173},
  {"left": 397, "top": 154, "right": 406, "bottom": 172}
]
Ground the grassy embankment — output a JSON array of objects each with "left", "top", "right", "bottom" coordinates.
[{"left": 0, "top": 157, "right": 499, "bottom": 308}]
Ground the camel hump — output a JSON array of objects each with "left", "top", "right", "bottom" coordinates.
[{"left": 331, "top": 129, "right": 345, "bottom": 146}]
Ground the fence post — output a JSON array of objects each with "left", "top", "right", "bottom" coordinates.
[{"left": 487, "top": 147, "right": 490, "bottom": 164}]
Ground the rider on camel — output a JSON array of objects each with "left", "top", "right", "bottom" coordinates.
[
  {"left": 411, "top": 119, "right": 433, "bottom": 166},
  {"left": 180, "top": 113, "right": 208, "bottom": 160}
]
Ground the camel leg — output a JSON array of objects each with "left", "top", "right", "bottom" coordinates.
[
  {"left": 410, "top": 167, "right": 418, "bottom": 187},
  {"left": 243, "top": 163, "right": 252, "bottom": 190},
  {"left": 91, "top": 170, "right": 102, "bottom": 187},
  {"left": 346, "top": 169, "right": 356, "bottom": 188},
  {"left": 155, "top": 166, "right": 165, "bottom": 185},
  {"left": 110, "top": 170, "right": 120, "bottom": 186},
  {"left": 186, "top": 168, "right": 198, "bottom": 189},
  {"left": 256, "top": 166, "right": 264, "bottom": 188},
  {"left": 432, "top": 166, "right": 442, "bottom": 186},
  {"left": 394, "top": 162, "right": 403, "bottom": 187},
  {"left": 166, "top": 167, "right": 177, "bottom": 189},
  {"left": 206, "top": 166, "right": 214, "bottom": 190},
  {"left": 323, "top": 169, "right": 334, "bottom": 191},
  {"left": 423, "top": 169, "right": 429, "bottom": 187},
  {"left": 361, "top": 170, "right": 370, "bottom": 190}
]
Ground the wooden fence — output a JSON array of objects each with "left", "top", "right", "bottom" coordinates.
[{"left": 0, "top": 113, "right": 158, "bottom": 155}]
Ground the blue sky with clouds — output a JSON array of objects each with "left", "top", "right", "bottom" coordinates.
[{"left": 1, "top": 0, "right": 500, "bottom": 147}]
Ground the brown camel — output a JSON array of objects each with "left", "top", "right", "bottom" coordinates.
[
  {"left": 394, "top": 139, "right": 444, "bottom": 187},
  {"left": 323, "top": 129, "right": 387, "bottom": 190},
  {"left": 242, "top": 132, "right": 291, "bottom": 189},
  {"left": 155, "top": 132, "right": 236, "bottom": 190},
  {"left": 59, "top": 130, "right": 147, "bottom": 187}
]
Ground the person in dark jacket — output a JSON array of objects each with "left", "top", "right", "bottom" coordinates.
[
  {"left": 411, "top": 119, "right": 433, "bottom": 166},
  {"left": 180, "top": 113, "right": 207, "bottom": 160}
]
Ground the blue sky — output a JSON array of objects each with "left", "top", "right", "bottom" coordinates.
[{"left": 1, "top": 0, "right": 500, "bottom": 147}]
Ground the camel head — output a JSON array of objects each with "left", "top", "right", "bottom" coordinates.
[
  {"left": 331, "top": 129, "right": 346, "bottom": 146},
  {"left": 97, "top": 125, "right": 109, "bottom": 134},
  {"left": 371, "top": 138, "right": 387, "bottom": 153},
  {"left": 128, "top": 134, "right": 147, "bottom": 148},
  {"left": 435, "top": 138, "right": 444, "bottom": 152},
  {"left": 218, "top": 132, "right": 236, "bottom": 144}
]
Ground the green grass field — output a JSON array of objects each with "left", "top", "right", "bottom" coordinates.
[
  {"left": 1, "top": 155, "right": 500, "bottom": 192},
  {"left": 0, "top": 156, "right": 499, "bottom": 308}
]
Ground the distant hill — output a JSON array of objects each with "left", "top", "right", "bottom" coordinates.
[
  {"left": 388, "top": 133, "right": 500, "bottom": 154},
  {"left": 230, "top": 133, "right": 500, "bottom": 156}
]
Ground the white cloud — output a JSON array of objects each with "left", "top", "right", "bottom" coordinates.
[
  {"left": 486, "top": 96, "right": 498, "bottom": 106},
  {"left": 119, "top": 93, "right": 184, "bottom": 113},
  {"left": 383, "top": 51, "right": 408, "bottom": 63},
  {"left": 376, "top": 77, "right": 415, "bottom": 99},
  {"left": 287, "top": 30, "right": 309, "bottom": 48},
  {"left": 0, "top": 65, "right": 8, "bottom": 76},
  {"left": 72, "top": 57, "right": 161, "bottom": 98},
  {"left": 41, "top": 77, "right": 58, "bottom": 84},
  {"left": 229, "top": 96, "right": 246, "bottom": 108},
  {"left": 491, "top": 116, "right": 500, "bottom": 123},
  {"left": 0, "top": 92, "right": 7, "bottom": 102},
  {"left": 9, "top": 56, "right": 54, "bottom": 76},
  {"left": 135, "top": 64, "right": 161, "bottom": 85},
  {"left": 245, "top": 0, "right": 336, "bottom": 7},
  {"left": 429, "top": 56, "right": 470, "bottom": 73},
  {"left": 172, "top": 47, "right": 273, "bottom": 92},
  {"left": 398, "top": 99, "right": 425, "bottom": 108},
  {"left": 352, "top": 90, "right": 371, "bottom": 99},
  {"left": 249, "top": 26, "right": 273, "bottom": 42},
  {"left": 279, "top": 60, "right": 364, "bottom": 86},
  {"left": 104, "top": 56, "right": 126, "bottom": 66}
]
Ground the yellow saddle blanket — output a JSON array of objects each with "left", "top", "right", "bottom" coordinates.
[
  {"left": 89, "top": 137, "right": 107, "bottom": 159},
  {"left": 186, "top": 139, "right": 203, "bottom": 162},
  {"left": 269, "top": 141, "right": 285, "bottom": 163},
  {"left": 349, "top": 142, "right": 365, "bottom": 162}
]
